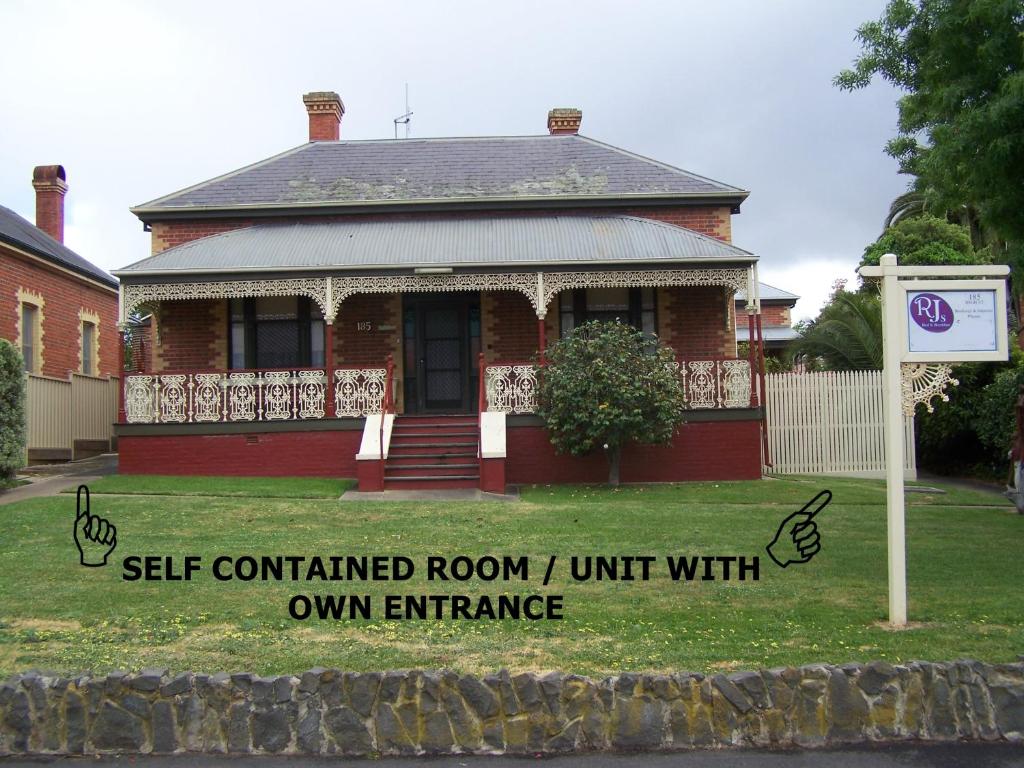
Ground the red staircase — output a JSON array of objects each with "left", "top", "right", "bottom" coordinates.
[{"left": 384, "top": 415, "right": 480, "bottom": 489}]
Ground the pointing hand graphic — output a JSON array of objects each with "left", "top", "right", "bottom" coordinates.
[
  {"left": 73, "top": 485, "right": 116, "bottom": 567},
  {"left": 767, "top": 490, "right": 830, "bottom": 568}
]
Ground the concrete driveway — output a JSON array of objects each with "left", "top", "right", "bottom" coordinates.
[{"left": 0, "top": 453, "right": 117, "bottom": 506}]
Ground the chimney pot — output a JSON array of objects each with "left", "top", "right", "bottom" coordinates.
[
  {"left": 303, "top": 91, "right": 345, "bottom": 141},
  {"left": 32, "top": 165, "right": 68, "bottom": 243},
  {"left": 547, "top": 108, "right": 582, "bottom": 135}
]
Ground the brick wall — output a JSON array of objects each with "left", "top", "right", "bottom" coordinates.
[
  {"left": 0, "top": 246, "right": 118, "bottom": 378},
  {"left": 153, "top": 299, "right": 227, "bottom": 372},
  {"left": 659, "top": 286, "right": 736, "bottom": 359},
  {"left": 506, "top": 420, "right": 762, "bottom": 483},
  {"left": 119, "top": 430, "right": 361, "bottom": 477}
]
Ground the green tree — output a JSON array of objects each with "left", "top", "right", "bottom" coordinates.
[
  {"left": 836, "top": 0, "right": 1024, "bottom": 270},
  {"left": 0, "top": 339, "right": 27, "bottom": 480},
  {"left": 791, "top": 289, "right": 883, "bottom": 371},
  {"left": 535, "top": 320, "right": 686, "bottom": 486},
  {"left": 862, "top": 214, "right": 989, "bottom": 268}
]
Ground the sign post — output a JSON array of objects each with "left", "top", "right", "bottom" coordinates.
[{"left": 858, "top": 254, "right": 1009, "bottom": 627}]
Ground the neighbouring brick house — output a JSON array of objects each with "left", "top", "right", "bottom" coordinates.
[
  {"left": 0, "top": 166, "right": 118, "bottom": 379},
  {"left": 115, "top": 92, "right": 770, "bottom": 490},
  {"left": 735, "top": 283, "right": 799, "bottom": 358}
]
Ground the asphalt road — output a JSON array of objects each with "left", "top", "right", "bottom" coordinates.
[{"left": 2, "top": 745, "right": 1024, "bottom": 767}]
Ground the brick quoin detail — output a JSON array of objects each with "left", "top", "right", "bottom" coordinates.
[
  {"left": 153, "top": 299, "right": 226, "bottom": 372},
  {"left": 0, "top": 250, "right": 118, "bottom": 378},
  {"left": 147, "top": 205, "right": 734, "bottom": 255},
  {"left": 505, "top": 420, "right": 762, "bottom": 484},
  {"left": 659, "top": 286, "right": 736, "bottom": 359},
  {"left": 118, "top": 431, "right": 361, "bottom": 477}
]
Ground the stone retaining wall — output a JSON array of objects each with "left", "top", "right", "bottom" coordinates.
[{"left": 2, "top": 661, "right": 1023, "bottom": 755}]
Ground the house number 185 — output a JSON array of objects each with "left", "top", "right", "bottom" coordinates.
[{"left": 357, "top": 322, "right": 372, "bottom": 332}]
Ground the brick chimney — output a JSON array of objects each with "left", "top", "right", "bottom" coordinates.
[
  {"left": 32, "top": 165, "right": 68, "bottom": 243},
  {"left": 547, "top": 108, "right": 582, "bottom": 135},
  {"left": 303, "top": 91, "right": 345, "bottom": 141}
]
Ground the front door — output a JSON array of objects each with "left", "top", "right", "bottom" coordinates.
[
  {"left": 403, "top": 295, "right": 480, "bottom": 413},
  {"left": 421, "top": 304, "right": 464, "bottom": 411}
]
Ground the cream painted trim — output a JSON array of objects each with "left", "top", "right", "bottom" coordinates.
[
  {"left": 78, "top": 309, "right": 101, "bottom": 375},
  {"left": 1, "top": 241, "right": 117, "bottom": 294},
  {"left": 15, "top": 287, "right": 45, "bottom": 373}
]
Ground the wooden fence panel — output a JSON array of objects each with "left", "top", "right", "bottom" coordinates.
[
  {"left": 71, "top": 374, "right": 119, "bottom": 441},
  {"left": 765, "top": 371, "right": 915, "bottom": 478},
  {"left": 24, "top": 374, "right": 118, "bottom": 462},
  {"left": 25, "top": 375, "right": 72, "bottom": 451}
]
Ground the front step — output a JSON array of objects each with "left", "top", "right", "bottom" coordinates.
[{"left": 382, "top": 414, "right": 481, "bottom": 490}]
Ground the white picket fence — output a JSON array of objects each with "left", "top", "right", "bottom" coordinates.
[{"left": 764, "top": 370, "right": 916, "bottom": 478}]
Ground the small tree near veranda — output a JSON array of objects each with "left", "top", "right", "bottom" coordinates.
[
  {"left": 0, "top": 339, "right": 27, "bottom": 480},
  {"left": 536, "top": 320, "right": 687, "bottom": 486}
]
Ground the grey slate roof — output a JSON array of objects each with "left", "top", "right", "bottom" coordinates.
[
  {"left": 132, "top": 135, "right": 748, "bottom": 214},
  {"left": 115, "top": 215, "right": 754, "bottom": 275},
  {"left": 735, "top": 282, "right": 800, "bottom": 303},
  {"left": 0, "top": 205, "right": 117, "bottom": 288}
]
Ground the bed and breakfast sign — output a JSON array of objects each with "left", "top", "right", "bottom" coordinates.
[{"left": 906, "top": 288, "right": 999, "bottom": 355}]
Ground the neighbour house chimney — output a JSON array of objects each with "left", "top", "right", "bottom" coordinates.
[
  {"left": 32, "top": 164, "right": 68, "bottom": 243},
  {"left": 547, "top": 108, "right": 582, "bottom": 135},
  {"left": 303, "top": 91, "right": 345, "bottom": 141}
]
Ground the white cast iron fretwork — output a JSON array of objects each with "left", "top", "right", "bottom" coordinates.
[
  {"left": 297, "top": 370, "right": 326, "bottom": 419},
  {"left": 123, "top": 268, "right": 750, "bottom": 324},
  {"left": 123, "top": 370, "right": 330, "bottom": 423},
  {"left": 720, "top": 359, "right": 752, "bottom": 408},
  {"left": 122, "top": 278, "right": 332, "bottom": 321},
  {"left": 334, "top": 368, "right": 387, "bottom": 417},
  {"left": 157, "top": 374, "right": 188, "bottom": 423},
  {"left": 685, "top": 360, "right": 718, "bottom": 409},
  {"left": 486, "top": 365, "right": 539, "bottom": 414},
  {"left": 900, "top": 363, "right": 959, "bottom": 416},
  {"left": 125, "top": 375, "right": 157, "bottom": 423},
  {"left": 331, "top": 273, "right": 541, "bottom": 319},
  {"left": 539, "top": 269, "right": 749, "bottom": 317}
]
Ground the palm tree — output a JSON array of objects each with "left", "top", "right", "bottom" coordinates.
[{"left": 791, "top": 291, "right": 882, "bottom": 371}]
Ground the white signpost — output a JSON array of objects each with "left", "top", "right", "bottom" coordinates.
[{"left": 858, "top": 255, "right": 1009, "bottom": 626}]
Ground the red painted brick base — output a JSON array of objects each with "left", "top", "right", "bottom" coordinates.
[
  {"left": 118, "top": 430, "right": 361, "bottom": 477},
  {"left": 505, "top": 421, "right": 762, "bottom": 484},
  {"left": 118, "top": 421, "right": 761, "bottom": 484}
]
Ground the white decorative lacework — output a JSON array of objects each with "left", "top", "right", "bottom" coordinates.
[
  {"left": 124, "top": 370, "right": 327, "bottom": 423},
  {"left": 539, "top": 269, "right": 748, "bottom": 316},
  {"left": 481, "top": 358, "right": 754, "bottom": 414},
  {"left": 485, "top": 365, "right": 539, "bottom": 413},
  {"left": 122, "top": 268, "right": 749, "bottom": 322},
  {"left": 297, "top": 370, "right": 326, "bottom": 419},
  {"left": 900, "top": 363, "right": 959, "bottom": 416},
  {"left": 157, "top": 374, "right": 188, "bottom": 423},
  {"left": 125, "top": 375, "right": 157, "bottom": 423},
  {"left": 122, "top": 278, "right": 331, "bottom": 320},
  {"left": 685, "top": 360, "right": 718, "bottom": 409},
  {"left": 331, "top": 273, "right": 540, "bottom": 318},
  {"left": 334, "top": 368, "right": 387, "bottom": 417},
  {"left": 720, "top": 359, "right": 753, "bottom": 408}
]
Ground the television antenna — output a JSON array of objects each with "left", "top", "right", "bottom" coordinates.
[{"left": 393, "top": 83, "right": 413, "bottom": 139}]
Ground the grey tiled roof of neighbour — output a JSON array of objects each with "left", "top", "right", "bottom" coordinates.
[
  {"left": 115, "top": 215, "right": 754, "bottom": 275},
  {"left": 736, "top": 326, "right": 800, "bottom": 343},
  {"left": 131, "top": 135, "right": 749, "bottom": 214},
  {"left": 735, "top": 283, "right": 800, "bottom": 303},
  {"left": 0, "top": 205, "right": 117, "bottom": 288}
]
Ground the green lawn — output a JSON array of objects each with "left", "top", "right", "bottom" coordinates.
[
  {"left": 68, "top": 475, "right": 353, "bottom": 498},
  {"left": 1, "top": 474, "right": 1020, "bottom": 677}
]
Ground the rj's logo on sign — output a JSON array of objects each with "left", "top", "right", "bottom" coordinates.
[{"left": 910, "top": 293, "right": 954, "bottom": 333}]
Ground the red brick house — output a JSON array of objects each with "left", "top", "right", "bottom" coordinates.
[
  {"left": 735, "top": 283, "right": 799, "bottom": 357},
  {"left": 0, "top": 166, "right": 119, "bottom": 380},
  {"left": 114, "top": 92, "right": 768, "bottom": 490}
]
